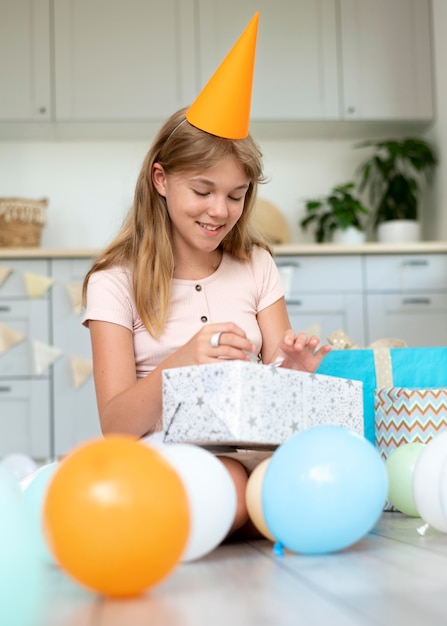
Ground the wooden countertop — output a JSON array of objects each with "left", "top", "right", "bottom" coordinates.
[{"left": 1, "top": 241, "right": 447, "bottom": 258}]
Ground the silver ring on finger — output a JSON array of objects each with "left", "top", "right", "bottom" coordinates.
[{"left": 210, "top": 331, "right": 222, "bottom": 348}]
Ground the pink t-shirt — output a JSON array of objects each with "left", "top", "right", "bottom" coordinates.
[{"left": 82, "top": 246, "right": 284, "bottom": 379}]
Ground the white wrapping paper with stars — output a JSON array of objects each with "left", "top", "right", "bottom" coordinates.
[{"left": 162, "top": 361, "right": 364, "bottom": 446}]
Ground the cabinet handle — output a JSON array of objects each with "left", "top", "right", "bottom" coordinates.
[
  {"left": 401, "top": 259, "right": 429, "bottom": 267},
  {"left": 276, "top": 261, "right": 300, "bottom": 268},
  {"left": 402, "top": 297, "right": 431, "bottom": 305},
  {"left": 0, "top": 305, "right": 11, "bottom": 312},
  {"left": 0, "top": 386, "right": 12, "bottom": 392},
  {"left": 286, "top": 300, "right": 303, "bottom": 306}
]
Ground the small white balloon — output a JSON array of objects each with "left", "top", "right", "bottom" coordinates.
[
  {"left": 22, "top": 462, "right": 59, "bottom": 564},
  {"left": 413, "top": 432, "right": 447, "bottom": 532},
  {"left": 1, "top": 453, "right": 38, "bottom": 481},
  {"left": 155, "top": 443, "right": 237, "bottom": 561}
]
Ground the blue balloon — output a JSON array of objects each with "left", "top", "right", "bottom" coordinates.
[
  {"left": 262, "top": 426, "right": 388, "bottom": 554},
  {"left": 0, "top": 466, "right": 43, "bottom": 626},
  {"left": 22, "top": 462, "right": 59, "bottom": 565}
]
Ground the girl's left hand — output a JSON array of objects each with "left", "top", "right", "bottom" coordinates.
[{"left": 274, "top": 331, "right": 331, "bottom": 372}]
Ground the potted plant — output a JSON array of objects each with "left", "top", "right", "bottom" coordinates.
[
  {"left": 356, "top": 138, "right": 437, "bottom": 243},
  {"left": 300, "top": 182, "right": 369, "bottom": 244}
]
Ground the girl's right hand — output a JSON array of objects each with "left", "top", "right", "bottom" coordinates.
[{"left": 179, "top": 322, "right": 257, "bottom": 366}]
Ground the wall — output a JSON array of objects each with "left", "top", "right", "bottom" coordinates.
[
  {"left": 0, "top": 136, "right": 369, "bottom": 248},
  {"left": 0, "top": 2, "right": 444, "bottom": 249}
]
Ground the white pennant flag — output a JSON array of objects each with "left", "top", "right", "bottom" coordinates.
[
  {"left": 0, "top": 266, "right": 12, "bottom": 288},
  {"left": 24, "top": 272, "right": 54, "bottom": 298},
  {"left": 33, "top": 340, "right": 63, "bottom": 375},
  {"left": 0, "top": 322, "right": 25, "bottom": 355},
  {"left": 66, "top": 282, "right": 83, "bottom": 315},
  {"left": 70, "top": 355, "right": 93, "bottom": 389}
]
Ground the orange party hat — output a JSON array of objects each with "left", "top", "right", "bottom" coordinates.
[{"left": 186, "top": 12, "right": 259, "bottom": 139}]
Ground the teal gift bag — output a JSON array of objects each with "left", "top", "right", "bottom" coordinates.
[{"left": 317, "top": 347, "right": 447, "bottom": 445}]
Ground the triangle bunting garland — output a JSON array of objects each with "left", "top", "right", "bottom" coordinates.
[
  {"left": 33, "top": 340, "right": 63, "bottom": 375},
  {"left": 70, "top": 355, "right": 93, "bottom": 389},
  {"left": 24, "top": 272, "right": 54, "bottom": 298},
  {"left": 66, "top": 282, "right": 83, "bottom": 315},
  {"left": 0, "top": 266, "right": 12, "bottom": 288},
  {"left": 0, "top": 322, "right": 25, "bottom": 356}
]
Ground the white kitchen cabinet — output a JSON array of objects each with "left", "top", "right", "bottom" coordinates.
[
  {"left": 339, "top": 0, "right": 433, "bottom": 120},
  {"left": 276, "top": 255, "right": 365, "bottom": 344},
  {"left": 0, "top": 0, "right": 435, "bottom": 131},
  {"left": 0, "top": 379, "right": 50, "bottom": 459},
  {"left": 286, "top": 294, "right": 365, "bottom": 346},
  {"left": 197, "top": 0, "right": 340, "bottom": 120},
  {"left": 0, "top": 0, "right": 51, "bottom": 121},
  {"left": 51, "top": 258, "right": 101, "bottom": 457},
  {"left": 198, "top": 0, "right": 433, "bottom": 122},
  {"left": 366, "top": 292, "right": 447, "bottom": 346},
  {"left": 53, "top": 0, "right": 196, "bottom": 121},
  {"left": 0, "top": 259, "right": 52, "bottom": 460},
  {"left": 275, "top": 249, "right": 447, "bottom": 348},
  {"left": 364, "top": 253, "right": 447, "bottom": 346},
  {"left": 2, "top": 246, "right": 446, "bottom": 460},
  {"left": 0, "top": 255, "right": 100, "bottom": 460}
]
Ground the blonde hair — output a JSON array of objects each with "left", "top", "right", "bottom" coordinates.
[{"left": 82, "top": 108, "right": 269, "bottom": 337}]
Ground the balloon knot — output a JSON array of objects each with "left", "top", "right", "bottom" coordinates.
[{"left": 272, "top": 542, "right": 285, "bottom": 557}]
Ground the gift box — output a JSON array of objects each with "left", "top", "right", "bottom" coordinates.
[
  {"left": 317, "top": 342, "right": 447, "bottom": 445},
  {"left": 375, "top": 386, "right": 447, "bottom": 511},
  {"left": 162, "top": 361, "right": 363, "bottom": 447},
  {"left": 375, "top": 387, "right": 447, "bottom": 458}
]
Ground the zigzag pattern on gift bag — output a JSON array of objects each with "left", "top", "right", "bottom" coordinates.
[
  {"left": 375, "top": 387, "right": 447, "bottom": 512},
  {"left": 375, "top": 388, "right": 447, "bottom": 457}
]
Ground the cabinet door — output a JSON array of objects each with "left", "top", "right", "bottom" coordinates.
[
  {"left": 340, "top": 0, "right": 433, "bottom": 120},
  {"left": 366, "top": 293, "right": 447, "bottom": 347},
  {"left": 275, "top": 255, "right": 363, "bottom": 295},
  {"left": 51, "top": 259, "right": 101, "bottom": 456},
  {"left": 0, "top": 379, "right": 50, "bottom": 460},
  {"left": 0, "top": 0, "right": 51, "bottom": 121},
  {"left": 286, "top": 293, "right": 365, "bottom": 346},
  {"left": 0, "top": 259, "right": 51, "bottom": 376},
  {"left": 365, "top": 254, "right": 447, "bottom": 292},
  {"left": 54, "top": 0, "right": 196, "bottom": 121},
  {"left": 198, "top": 0, "right": 339, "bottom": 120},
  {"left": 0, "top": 299, "right": 50, "bottom": 376}
]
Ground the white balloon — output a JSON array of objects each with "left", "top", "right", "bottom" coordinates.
[
  {"left": 22, "top": 462, "right": 59, "bottom": 565},
  {"left": 155, "top": 443, "right": 237, "bottom": 561},
  {"left": 1, "top": 453, "right": 38, "bottom": 481},
  {"left": 413, "top": 431, "right": 447, "bottom": 532}
]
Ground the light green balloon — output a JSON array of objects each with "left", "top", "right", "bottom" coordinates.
[{"left": 386, "top": 442, "right": 426, "bottom": 517}]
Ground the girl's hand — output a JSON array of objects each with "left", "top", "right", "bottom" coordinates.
[
  {"left": 178, "top": 322, "right": 257, "bottom": 366},
  {"left": 274, "top": 330, "right": 331, "bottom": 372}
]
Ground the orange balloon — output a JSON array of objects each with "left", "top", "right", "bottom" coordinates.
[{"left": 43, "top": 436, "right": 189, "bottom": 597}]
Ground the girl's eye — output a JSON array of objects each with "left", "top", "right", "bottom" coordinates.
[
  {"left": 229, "top": 196, "right": 244, "bottom": 202},
  {"left": 193, "top": 190, "right": 209, "bottom": 197}
]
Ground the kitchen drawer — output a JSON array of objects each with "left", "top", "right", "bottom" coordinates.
[
  {"left": 0, "top": 259, "right": 51, "bottom": 297},
  {"left": 0, "top": 298, "right": 50, "bottom": 376},
  {"left": 275, "top": 255, "right": 363, "bottom": 295},
  {"left": 365, "top": 254, "right": 447, "bottom": 291},
  {"left": 366, "top": 293, "right": 447, "bottom": 347},
  {"left": 0, "top": 378, "right": 51, "bottom": 459},
  {"left": 286, "top": 293, "right": 365, "bottom": 346}
]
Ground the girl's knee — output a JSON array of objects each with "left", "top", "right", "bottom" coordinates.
[{"left": 218, "top": 456, "right": 249, "bottom": 534}]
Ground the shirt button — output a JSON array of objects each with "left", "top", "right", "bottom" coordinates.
[
  {"left": 195, "top": 284, "right": 202, "bottom": 291},
  {"left": 200, "top": 316, "right": 208, "bottom": 323}
]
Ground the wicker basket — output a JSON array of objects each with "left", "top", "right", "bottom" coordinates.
[{"left": 0, "top": 197, "right": 48, "bottom": 247}]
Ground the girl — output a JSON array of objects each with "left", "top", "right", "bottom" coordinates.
[{"left": 82, "top": 107, "right": 330, "bottom": 537}]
